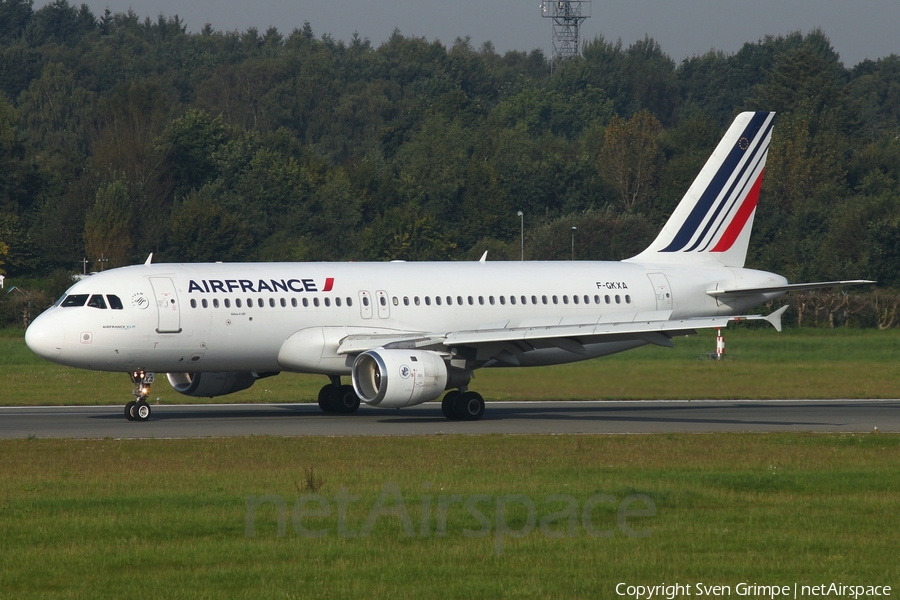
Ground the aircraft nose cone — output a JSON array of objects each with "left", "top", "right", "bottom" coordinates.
[{"left": 25, "top": 314, "right": 64, "bottom": 361}]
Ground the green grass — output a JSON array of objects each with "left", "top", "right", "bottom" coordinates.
[
  {"left": 0, "top": 434, "right": 897, "bottom": 598},
  {"left": 2, "top": 327, "right": 900, "bottom": 405}
]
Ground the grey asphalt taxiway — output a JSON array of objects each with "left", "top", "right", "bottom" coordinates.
[{"left": 0, "top": 400, "right": 897, "bottom": 439}]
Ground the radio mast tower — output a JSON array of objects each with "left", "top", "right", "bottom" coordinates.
[{"left": 541, "top": 1, "right": 591, "bottom": 72}]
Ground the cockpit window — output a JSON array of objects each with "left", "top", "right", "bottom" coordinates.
[
  {"left": 61, "top": 294, "right": 89, "bottom": 307},
  {"left": 87, "top": 294, "right": 108, "bottom": 309},
  {"left": 107, "top": 295, "right": 124, "bottom": 310}
]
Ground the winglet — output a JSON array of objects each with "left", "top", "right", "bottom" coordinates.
[
  {"left": 144, "top": 253, "right": 153, "bottom": 266},
  {"left": 764, "top": 305, "right": 789, "bottom": 332},
  {"left": 479, "top": 251, "right": 488, "bottom": 264},
  {"left": 727, "top": 305, "right": 789, "bottom": 331}
]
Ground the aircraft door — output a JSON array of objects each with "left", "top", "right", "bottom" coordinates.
[
  {"left": 359, "top": 291, "right": 373, "bottom": 319},
  {"left": 376, "top": 290, "right": 390, "bottom": 319},
  {"left": 149, "top": 277, "right": 182, "bottom": 333},
  {"left": 647, "top": 273, "right": 673, "bottom": 311}
]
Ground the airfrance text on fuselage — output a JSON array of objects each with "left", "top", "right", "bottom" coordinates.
[{"left": 188, "top": 278, "right": 335, "bottom": 294}]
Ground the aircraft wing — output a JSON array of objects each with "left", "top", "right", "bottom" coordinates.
[{"left": 336, "top": 306, "right": 788, "bottom": 357}]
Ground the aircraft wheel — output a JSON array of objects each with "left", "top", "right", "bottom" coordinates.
[
  {"left": 337, "top": 385, "right": 360, "bottom": 414},
  {"left": 441, "top": 391, "right": 460, "bottom": 420},
  {"left": 456, "top": 391, "right": 485, "bottom": 421},
  {"left": 125, "top": 401, "right": 137, "bottom": 421},
  {"left": 135, "top": 400, "right": 151, "bottom": 421},
  {"left": 318, "top": 385, "right": 337, "bottom": 413}
]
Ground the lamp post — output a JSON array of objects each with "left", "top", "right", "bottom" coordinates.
[
  {"left": 571, "top": 226, "right": 577, "bottom": 260},
  {"left": 517, "top": 211, "right": 524, "bottom": 261}
]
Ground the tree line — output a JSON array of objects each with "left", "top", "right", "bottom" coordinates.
[{"left": 1, "top": 0, "right": 899, "bottom": 326}]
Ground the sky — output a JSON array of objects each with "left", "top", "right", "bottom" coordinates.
[{"left": 36, "top": 0, "right": 900, "bottom": 67}]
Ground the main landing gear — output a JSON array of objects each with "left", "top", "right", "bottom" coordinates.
[
  {"left": 317, "top": 376, "right": 361, "bottom": 414},
  {"left": 125, "top": 370, "right": 154, "bottom": 422},
  {"left": 440, "top": 389, "right": 485, "bottom": 421}
]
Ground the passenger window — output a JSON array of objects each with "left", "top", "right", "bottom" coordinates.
[
  {"left": 605, "top": 295, "right": 611, "bottom": 304},
  {"left": 336, "top": 297, "right": 342, "bottom": 307},
  {"left": 425, "top": 297, "right": 431, "bottom": 306},
  {"left": 572, "top": 295, "right": 578, "bottom": 305},
  {"left": 541, "top": 295, "right": 548, "bottom": 304},
  {"left": 552, "top": 295, "right": 558, "bottom": 304},
  {"left": 403, "top": 297, "right": 410, "bottom": 306},
  {"left": 615, "top": 295, "right": 621, "bottom": 304},
  {"left": 563, "top": 295, "right": 569, "bottom": 304},
  {"left": 247, "top": 298, "right": 253, "bottom": 307},
  {"left": 435, "top": 296, "right": 441, "bottom": 306},
  {"left": 237, "top": 299, "right": 243, "bottom": 308},
  {"left": 190, "top": 299, "right": 197, "bottom": 308},
  {"left": 202, "top": 299, "right": 208, "bottom": 308},
  {"left": 347, "top": 298, "right": 353, "bottom": 307},
  {"left": 87, "top": 294, "right": 107, "bottom": 309},
  {"left": 258, "top": 298, "right": 264, "bottom": 307},
  {"left": 281, "top": 298, "right": 287, "bottom": 307},
  {"left": 224, "top": 299, "right": 231, "bottom": 308},
  {"left": 213, "top": 299, "right": 219, "bottom": 308},
  {"left": 269, "top": 298, "right": 275, "bottom": 307},
  {"left": 314, "top": 298, "right": 320, "bottom": 307},
  {"left": 489, "top": 296, "right": 495, "bottom": 305},
  {"left": 379, "top": 296, "right": 386, "bottom": 306},
  {"left": 457, "top": 296, "right": 463, "bottom": 305},
  {"left": 625, "top": 295, "right": 631, "bottom": 304},
  {"left": 363, "top": 297, "right": 370, "bottom": 307},
  {"left": 531, "top": 296, "right": 537, "bottom": 305},
  {"left": 584, "top": 295, "right": 590, "bottom": 304},
  {"left": 478, "top": 296, "right": 484, "bottom": 305},
  {"left": 446, "top": 296, "right": 452, "bottom": 306},
  {"left": 324, "top": 298, "right": 331, "bottom": 307},
  {"left": 415, "top": 297, "right": 421, "bottom": 306},
  {"left": 291, "top": 298, "right": 297, "bottom": 307},
  {"left": 509, "top": 296, "right": 515, "bottom": 305},
  {"left": 594, "top": 295, "right": 600, "bottom": 304},
  {"left": 107, "top": 295, "right": 124, "bottom": 310},
  {"left": 392, "top": 297, "right": 398, "bottom": 306},
  {"left": 468, "top": 296, "right": 474, "bottom": 305},
  {"left": 303, "top": 298, "right": 309, "bottom": 307}
]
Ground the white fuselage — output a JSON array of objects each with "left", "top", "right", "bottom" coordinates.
[{"left": 25, "top": 260, "right": 787, "bottom": 375}]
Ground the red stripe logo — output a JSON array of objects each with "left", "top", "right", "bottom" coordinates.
[
  {"left": 323, "top": 278, "right": 334, "bottom": 292},
  {"left": 711, "top": 170, "right": 765, "bottom": 253}
]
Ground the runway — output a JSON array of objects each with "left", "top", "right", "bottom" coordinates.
[{"left": 0, "top": 400, "right": 897, "bottom": 439}]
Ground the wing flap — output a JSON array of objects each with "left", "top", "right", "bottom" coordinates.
[{"left": 335, "top": 308, "right": 787, "bottom": 355}]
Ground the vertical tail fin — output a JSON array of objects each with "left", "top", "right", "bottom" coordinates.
[{"left": 628, "top": 111, "right": 775, "bottom": 268}]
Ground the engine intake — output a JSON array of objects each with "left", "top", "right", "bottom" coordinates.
[
  {"left": 167, "top": 371, "right": 278, "bottom": 397},
  {"left": 352, "top": 349, "right": 468, "bottom": 408}
]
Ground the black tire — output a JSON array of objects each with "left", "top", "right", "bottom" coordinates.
[
  {"left": 441, "top": 391, "right": 460, "bottom": 420},
  {"left": 318, "top": 385, "right": 337, "bottom": 413},
  {"left": 337, "top": 384, "right": 361, "bottom": 414},
  {"left": 125, "top": 401, "right": 137, "bottom": 421},
  {"left": 457, "top": 391, "right": 485, "bottom": 421},
  {"left": 135, "top": 400, "right": 151, "bottom": 421}
]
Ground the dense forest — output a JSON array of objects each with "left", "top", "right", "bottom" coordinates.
[{"left": 1, "top": 0, "right": 899, "bottom": 327}]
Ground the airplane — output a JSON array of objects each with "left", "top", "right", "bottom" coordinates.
[{"left": 24, "top": 111, "right": 871, "bottom": 422}]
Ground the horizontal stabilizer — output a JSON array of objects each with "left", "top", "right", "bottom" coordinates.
[{"left": 708, "top": 280, "right": 875, "bottom": 298}]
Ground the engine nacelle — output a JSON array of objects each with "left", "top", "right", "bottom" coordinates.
[
  {"left": 167, "top": 371, "right": 276, "bottom": 397},
  {"left": 353, "top": 349, "right": 467, "bottom": 408}
]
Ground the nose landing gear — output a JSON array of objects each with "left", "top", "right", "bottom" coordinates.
[{"left": 125, "top": 371, "right": 154, "bottom": 421}]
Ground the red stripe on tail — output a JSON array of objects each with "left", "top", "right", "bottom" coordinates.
[{"left": 711, "top": 169, "right": 765, "bottom": 253}]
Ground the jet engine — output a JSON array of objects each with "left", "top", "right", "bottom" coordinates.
[
  {"left": 167, "top": 371, "right": 278, "bottom": 398},
  {"left": 352, "top": 349, "right": 469, "bottom": 408}
]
